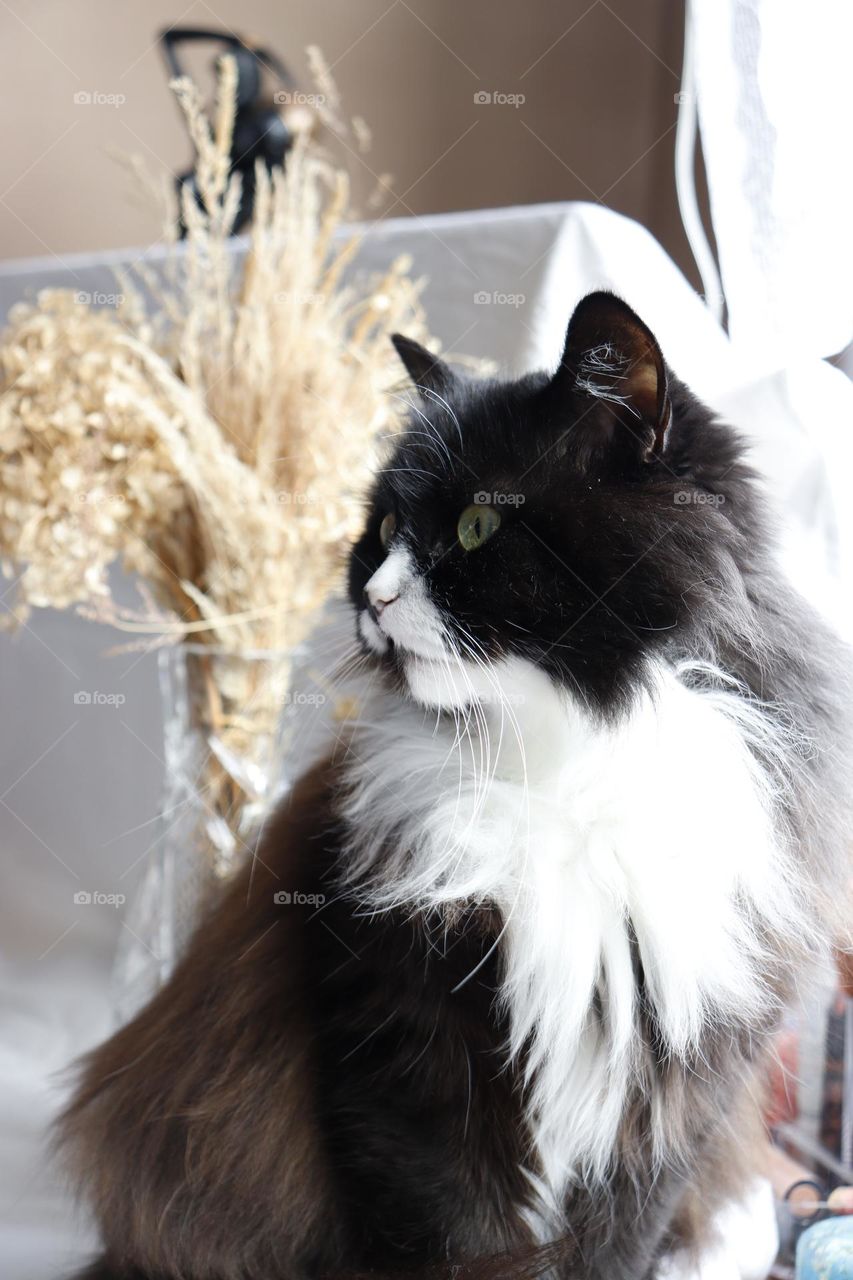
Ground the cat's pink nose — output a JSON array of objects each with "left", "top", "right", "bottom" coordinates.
[{"left": 364, "top": 586, "right": 399, "bottom": 623}]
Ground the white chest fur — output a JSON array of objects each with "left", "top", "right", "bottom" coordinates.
[{"left": 340, "top": 657, "right": 805, "bottom": 1211}]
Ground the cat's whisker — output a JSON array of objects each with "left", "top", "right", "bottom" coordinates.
[
  {"left": 377, "top": 466, "right": 436, "bottom": 480},
  {"left": 440, "top": 633, "right": 540, "bottom": 1014},
  {"left": 441, "top": 683, "right": 475, "bottom": 869},
  {"left": 459, "top": 661, "right": 492, "bottom": 832},
  {"left": 452, "top": 631, "right": 534, "bottom": 946},
  {"left": 454, "top": 630, "right": 530, "bottom": 803},
  {"left": 389, "top": 395, "right": 453, "bottom": 469},
  {"left": 418, "top": 385, "right": 465, "bottom": 451}
]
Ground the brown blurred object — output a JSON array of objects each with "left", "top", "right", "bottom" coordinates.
[{"left": 836, "top": 948, "right": 853, "bottom": 999}]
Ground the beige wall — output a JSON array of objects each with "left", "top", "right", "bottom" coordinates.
[{"left": 0, "top": 0, "right": 698, "bottom": 286}]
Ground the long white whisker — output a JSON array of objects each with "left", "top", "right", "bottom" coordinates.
[
  {"left": 419, "top": 386, "right": 464, "bottom": 451},
  {"left": 449, "top": 630, "right": 532, "bottom": 999},
  {"left": 390, "top": 394, "right": 453, "bottom": 468}
]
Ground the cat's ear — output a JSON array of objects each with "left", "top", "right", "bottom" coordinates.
[
  {"left": 391, "top": 334, "right": 454, "bottom": 401},
  {"left": 553, "top": 292, "right": 671, "bottom": 458}
]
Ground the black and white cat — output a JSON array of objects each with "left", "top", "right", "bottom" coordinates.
[{"left": 62, "top": 293, "right": 851, "bottom": 1280}]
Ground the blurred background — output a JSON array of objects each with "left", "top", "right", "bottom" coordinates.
[{"left": 0, "top": 0, "right": 704, "bottom": 284}]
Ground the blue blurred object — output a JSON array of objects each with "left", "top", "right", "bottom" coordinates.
[{"left": 797, "top": 1216, "right": 853, "bottom": 1278}]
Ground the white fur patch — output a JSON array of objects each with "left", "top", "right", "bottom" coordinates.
[
  {"left": 363, "top": 546, "right": 447, "bottom": 661},
  {"left": 340, "top": 654, "right": 809, "bottom": 1220},
  {"left": 358, "top": 610, "right": 389, "bottom": 654}
]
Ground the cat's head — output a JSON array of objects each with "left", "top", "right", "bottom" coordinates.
[{"left": 349, "top": 292, "right": 756, "bottom": 717}]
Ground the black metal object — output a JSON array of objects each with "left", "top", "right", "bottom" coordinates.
[{"left": 159, "top": 27, "right": 297, "bottom": 234}]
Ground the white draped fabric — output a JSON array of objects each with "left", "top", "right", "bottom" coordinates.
[
  {"left": 684, "top": 0, "right": 853, "bottom": 638},
  {"left": 688, "top": 0, "right": 853, "bottom": 367}
]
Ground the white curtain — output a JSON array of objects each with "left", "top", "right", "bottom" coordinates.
[
  {"left": 688, "top": 0, "right": 853, "bottom": 367},
  {"left": 684, "top": 0, "right": 853, "bottom": 637}
]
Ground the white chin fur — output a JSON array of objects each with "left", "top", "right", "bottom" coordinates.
[
  {"left": 403, "top": 653, "right": 509, "bottom": 709},
  {"left": 340, "top": 653, "right": 812, "bottom": 1216}
]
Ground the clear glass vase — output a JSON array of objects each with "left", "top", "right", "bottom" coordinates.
[{"left": 113, "top": 643, "right": 302, "bottom": 1021}]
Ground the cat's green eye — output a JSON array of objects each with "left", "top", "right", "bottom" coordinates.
[
  {"left": 457, "top": 504, "right": 501, "bottom": 552},
  {"left": 379, "top": 512, "right": 396, "bottom": 549}
]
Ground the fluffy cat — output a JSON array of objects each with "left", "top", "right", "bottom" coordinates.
[{"left": 60, "top": 293, "right": 852, "bottom": 1280}]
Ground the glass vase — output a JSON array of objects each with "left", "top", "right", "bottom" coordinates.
[{"left": 113, "top": 643, "right": 301, "bottom": 1021}]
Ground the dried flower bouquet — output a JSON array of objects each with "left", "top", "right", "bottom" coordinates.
[{"left": 0, "top": 55, "right": 429, "bottom": 887}]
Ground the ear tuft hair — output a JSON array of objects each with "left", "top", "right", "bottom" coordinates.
[{"left": 555, "top": 292, "right": 671, "bottom": 458}]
